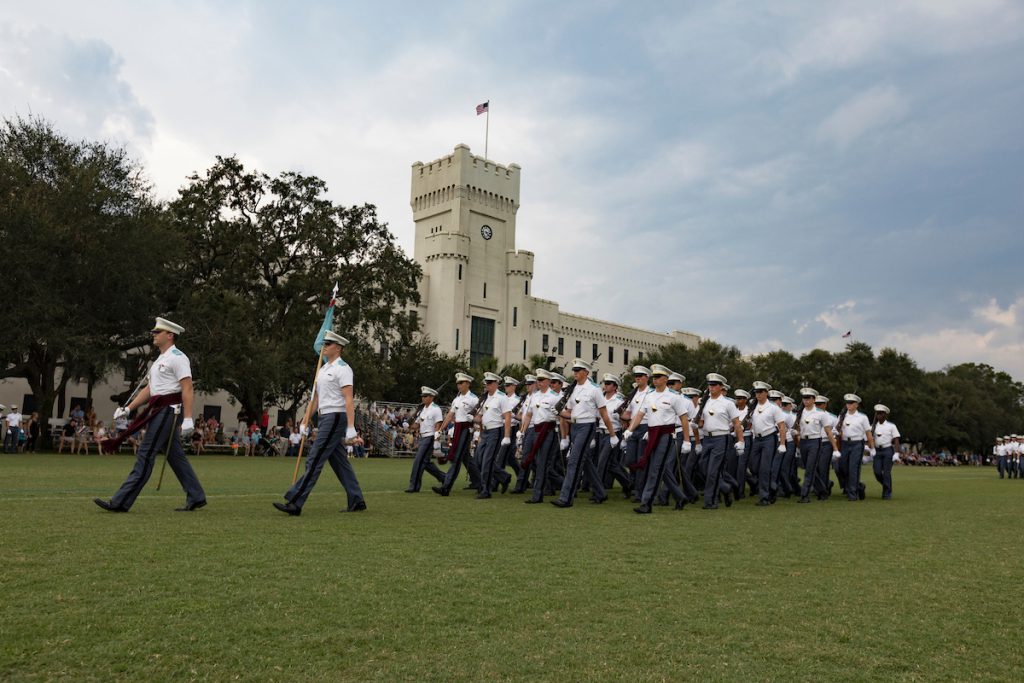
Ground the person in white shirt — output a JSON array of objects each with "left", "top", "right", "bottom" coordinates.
[
  {"left": 796, "top": 390, "right": 840, "bottom": 503},
  {"left": 835, "top": 394, "right": 876, "bottom": 502},
  {"left": 405, "top": 386, "right": 446, "bottom": 493},
  {"left": 4, "top": 405, "right": 23, "bottom": 453},
  {"left": 594, "top": 373, "right": 633, "bottom": 498},
  {"left": 772, "top": 393, "right": 798, "bottom": 498},
  {"left": 432, "top": 372, "right": 483, "bottom": 496},
  {"left": 95, "top": 317, "right": 207, "bottom": 513},
  {"left": 655, "top": 373, "right": 700, "bottom": 507},
  {"left": 495, "top": 377, "right": 526, "bottom": 493},
  {"left": 731, "top": 389, "right": 754, "bottom": 499},
  {"left": 815, "top": 395, "right": 841, "bottom": 499},
  {"left": 994, "top": 438, "right": 1007, "bottom": 478},
  {"left": 510, "top": 375, "right": 538, "bottom": 494},
  {"left": 871, "top": 404, "right": 901, "bottom": 499},
  {"left": 551, "top": 359, "right": 619, "bottom": 507},
  {"left": 475, "top": 372, "right": 514, "bottom": 499},
  {"left": 620, "top": 366, "right": 654, "bottom": 501},
  {"left": 519, "top": 369, "right": 563, "bottom": 504},
  {"left": 693, "top": 373, "right": 744, "bottom": 509},
  {"left": 273, "top": 330, "right": 365, "bottom": 515},
  {"left": 747, "top": 382, "right": 788, "bottom": 506},
  {"left": 679, "top": 387, "right": 705, "bottom": 494}
]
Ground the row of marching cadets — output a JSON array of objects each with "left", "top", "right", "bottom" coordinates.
[
  {"left": 993, "top": 435, "right": 1022, "bottom": 479},
  {"left": 408, "top": 360, "right": 903, "bottom": 512}
]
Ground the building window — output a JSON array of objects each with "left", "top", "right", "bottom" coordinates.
[
  {"left": 523, "top": 339, "right": 527, "bottom": 360},
  {"left": 624, "top": 349, "right": 629, "bottom": 365},
  {"left": 608, "top": 346, "right": 614, "bottom": 364},
  {"left": 575, "top": 340, "right": 582, "bottom": 357},
  {"left": 455, "top": 328, "right": 459, "bottom": 350},
  {"left": 202, "top": 405, "right": 222, "bottom": 422},
  {"left": 557, "top": 337, "right": 564, "bottom": 355},
  {"left": 483, "top": 282, "right": 487, "bottom": 299},
  {"left": 592, "top": 343, "right": 599, "bottom": 361},
  {"left": 525, "top": 281, "right": 529, "bottom": 295},
  {"left": 470, "top": 316, "right": 496, "bottom": 367},
  {"left": 513, "top": 307, "right": 517, "bottom": 327},
  {"left": 638, "top": 351, "right": 643, "bottom": 360},
  {"left": 458, "top": 264, "right": 462, "bottom": 280},
  {"left": 542, "top": 333, "right": 549, "bottom": 351}
]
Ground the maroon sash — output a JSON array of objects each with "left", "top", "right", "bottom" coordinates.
[
  {"left": 628, "top": 425, "right": 675, "bottom": 471},
  {"left": 520, "top": 421, "right": 555, "bottom": 470},
  {"left": 99, "top": 392, "right": 182, "bottom": 454},
  {"left": 443, "top": 421, "right": 471, "bottom": 463}
]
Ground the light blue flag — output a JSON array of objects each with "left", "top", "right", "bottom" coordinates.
[{"left": 312, "top": 283, "right": 339, "bottom": 358}]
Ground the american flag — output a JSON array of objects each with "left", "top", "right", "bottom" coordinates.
[
  {"left": 476, "top": 101, "right": 489, "bottom": 115},
  {"left": 842, "top": 330, "right": 852, "bottom": 338}
]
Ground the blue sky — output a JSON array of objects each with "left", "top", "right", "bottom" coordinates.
[{"left": 3, "top": 1, "right": 1022, "bottom": 378}]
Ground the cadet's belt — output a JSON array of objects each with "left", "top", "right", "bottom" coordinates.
[
  {"left": 629, "top": 425, "right": 675, "bottom": 471},
  {"left": 319, "top": 407, "right": 343, "bottom": 415},
  {"left": 482, "top": 425, "right": 503, "bottom": 433},
  {"left": 571, "top": 418, "right": 596, "bottom": 424},
  {"left": 842, "top": 438, "right": 865, "bottom": 443},
  {"left": 705, "top": 430, "right": 731, "bottom": 437},
  {"left": 755, "top": 429, "right": 778, "bottom": 438},
  {"left": 801, "top": 436, "right": 822, "bottom": 441},
  {"left": 99, "top": 391, "right": 182, "bottom": 454}
]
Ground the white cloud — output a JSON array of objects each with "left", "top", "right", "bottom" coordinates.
[{"left": 817, "top": 85, "right": 909, "bottom": 149}]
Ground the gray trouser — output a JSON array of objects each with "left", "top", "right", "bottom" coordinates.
[
  {"left": 640, "top": 429, "right": 684, "bottom": 506},
  {"left": 441, "top": 422, "right": 481, "bottom": 493},
  {"left": 815, "top": 438, "right": 834, "bottom": 496},
  {"left": 495, "top": 425, "right": 520, "bottom": 488},
  {"left": 684, "top": 439, "right": 702, "bottom": 489},
  {"left": 111, "top": 406, "right": 205, "bottom": 510},
  {"left": 530, "top": 425, "right": 558, "bottom": 501},
  {"left": 558, "top": 422, "right": 601, "bottom": 504},
  {"left": 779, "top": 440, "right": 797, "bottom": 496},
  {"left": 702, "top": 435, "right": 734, "bottom": 506},
  {"left": 514, "top": 427, "right": 536, "bottom": 490},
  {"left": 658, "top": 436, "right": 698, "bottom": 504},
  {"left": 477, "top": 427, "right": 504, "bottom": 496},
  {"left": 4, "top": 426, "right": 21, "bottom": 452},
  {"left": 752, "top": 433, "right": 778, "bottom": 501},
  {"left": 840, "top": 440, "right": 865, "bottom": 499},
  {"left": 596, "top": 431, "right": 631, "bottom": 492},
  {"left": 624, "top": 424, "right": 649, "bottom": 496},
  {"left": 997, "top": 456, "right": 1006, "bottom": 478},
  {"left": 285, "top": 412, "right": 364, "bottom": 509},
  {"left": 799, "top": 438, "right": 825, "bottom": 498},
  {"left": 873, "top": 446, "right": 894, "bottom": 498},
  {"left": 409, "top": 435, "right": 445, "bottom": 491}
]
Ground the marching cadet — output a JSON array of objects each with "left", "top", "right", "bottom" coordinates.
[
  {"left": 796, "top": 389, "right": 840, "bottom": 503},
  {"left": 547, "top": 372, "right": 570, "bottom": 492},
  {"left": 431, "top": 372, "right": 483, "bottom": 497},
  {"left": 657, "top": 374, "right": 699, "bottom": 506},
  {"left": 871, "top": 404, "right": 900, "bottom": 499},
  {"left": 621, "top": 366, "right": 654, "bottom": 500},
  {"left": 475, "top": 372, "right": 513, "bottom": 499},
  {"left": 836, "top": 394, "right": 875, "bottom": 502},
  {"left": 994, "top": 437, "right": 1006, "bottom": 478},
  {"left": 405, "top": 386, "right": 446, "bottom": 492},
  {"left": 495, "top": 376, "right": 525, "bottom": 491},
  {"left": 696, "top": 373, "right": 743, "bottom": 509},
  {"left": 511, "top": 374, "right": 539, "bottom": 493},
  {"left": 595, "top": 373, "right": 632, "bottom": 497},
  {"left": 520, "top": 369, "right": 562, "bottom": 504},
  {"left": 273, "top": 331, "right": 365, "bottom": 515},
  {"left": 1011, "top": 436, "right": 1021, "bottom": 479},
  {"left": 776, "top": 394, "right": 799, "bottom": 498},
  {"left": 732, "top": 389, "right": 754, "bottom": 498},
  {"left": 815, "top": 395, "right": 839, "bottom": 499},
  {"left": 681, "top": 387, "right": 705, "bottom": 491},
  {"left": 551, "top": 359, "right": 619, "bottom": 507},
  {"left": 95, "top": 317, "right": 206, "bottom": 513},
  {"left": 623, "top": 364, "right": 692, "bottom": 513},
  {"left": 747, "top": 382, "right": 788, "bottom": 506}
]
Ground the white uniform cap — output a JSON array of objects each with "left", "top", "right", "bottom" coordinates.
[
  {"left": 996, "top": 437, "right": 1004, "bottom": 441},
  {"left": 874, "top": 404, "right": 889, "bottom": 413},
  {"left": 571, "top": 358, "right": 591, "bottom": 372},
  {"left": 549, "top": 372, "right": 567, "bottom": 384},
  {"left": 781, "top": 396, "right": 795, "bottom": 405},
  {"left": 799, "top": 387, "right": 817, "bottom": 398},
  {"left": 814, "top": 395, "right": 828, "bottom": 404},
  {"left": 455, "top": 372, "right": 474, "bottom": 383},
  {"left": 752, "top": 381, "right": 772, "bottom": 392},
  {"left": 767, "top": 390, "right": 783, "bottom": 399},
  {"left": 503, "top": 376, "right": 520, "bottom": 386},
  {"left": 844, "top": 393, "right": 861, "bottom": 403},
  {"left": 632, "top": 365, "right": 651, "bottom": 376},
  {"left": 323, "top": 331, "right": 350, "bottom": 346},
  {"left": 152, "top": 316, "right": 185, "bottom": 336},
  {"left": 483, "top": 372, "right": 502, "bottom": 383},
  {"left": 534, "top": 369, "right": 551, "bottom": 380},
  {"left": 734, "top": 389, "right": 751, "bottom": 399},
  {"left": 524, "top": 374, "right": 537, "bottom": 383},
  {"left": 420, "top": 386, "right": 438, "bottom": 396},
  {"left": 682, "top": 387, "right": 701, "bottom": 397},
  {"left": 668, "top": 372, "right": 685, "bottom": 383},
  {"left": 706, "top": 372, "right": 727, "bottom": 384},
  {"left": 649, "top": 364, "right": 671, "bottom": 377},
  {"left": 602, "top": 373, "right": 619, "bottom": 385},
  {"left": 723, "top": 384, "right": 731, "bottom": 391},
  {"left": 10, "top": 404, "right": 17, "bottom": 409}
]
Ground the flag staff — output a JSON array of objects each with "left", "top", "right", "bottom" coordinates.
[{"left": 485, "top": 103, "right": 490, "bottom": 160}]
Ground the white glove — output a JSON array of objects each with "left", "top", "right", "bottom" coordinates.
[
  {"left": 832, "top": 450, "right": 841, "bottom": 461},
  {"left": 867, "top": 447, "right": 876, "bottom": 457},
  {"left": 734, "top": 441, "right": 744, "bottom": 455},
  {"left": 113, "top": 406, "right": 130, "bottom": 420},
  {"left": 559, "top": 438, "right": 569, "bottom": 451},
  {"left": 589, "top": 439, "right": 596, "bottom": 449},
  {"left": 433, "top": 439, "right": 441, "bottom": 451},
  {"left": 516, "top": 431, "right": 523, "bottom": 445},
  {"left": 181, "top": 417, "right": 195, "bottom": 437},
  {"left": 345, "top": 427, "right": 357, "bottom": 440},
  {"left": 681, "top": 440, "right": 692, "bottom": 454},
  {"left": 501, "top": 437, "right": 511, "bottom": 446},
  {"left": 778, "top": 444, "right": 787, "bottom": 453},
  {"left": 434, "top": 430, "right": 442, "bottom": 440},
  {"left": 695, "top": 443, "right": 702, "bottom": 455},
  {"left": 642, "top": 432, "right": 649, "bottom": 441},
  {"left": 893, "top": 453, "right": 901, "bottom": 463},
  {"left": 300, "top": 423, "right": 310, "bottom": 436},
  {"left": 623, "top": 430, "right": 633, "bottom": 442},
  {"left": 609, "top": 435, "right": 620, "bottom": 448}
]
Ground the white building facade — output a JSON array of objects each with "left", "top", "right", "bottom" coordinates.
[{"left": 411, "top": 144, "right": 699, "bottom": 375}]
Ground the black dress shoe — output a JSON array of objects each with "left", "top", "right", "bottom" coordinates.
[
  {"left": 756, "top": 499, "right": 770, "bottom": 507},
  {"left": 175, "top": 500, "right": 207, "bottom": 512},
  {"left": 674, "top": 500, "right": 686, "bottom": 510},
  {"left": 273, "top": 501, "right": 301, "bottom": 516},
  {"left": 342, "top": 501, "right": 367, "bottom": 512},
  {"left": 475, "top": 492, "right": 492, "bottom": 500},
  {"left": 404, "top": 488, "right": 418, "bottom": 493},
  {"left": 723, "top": 491, "right": 733, "bottom": 508},
  {"left": 633, "top": 503, "right": 652, "bottom": 514},
  {"left": 550, "top": 499, "right": 571, "bottom": 508},
  {"left": 858, "top": 485, "right": 866, "bottom": 500},
  {"left": 431, "top": 486, "right": 449, "bottom": 497},
  {"left": 589, "top": 496, "right": 607, "bottom": 504},
  {"left": 702, "top": 503, "right": 718, "bottom": 510},
  {"left": 500, "top": 479, "right": 510, "bottom": 494},
  {"left": 524, "top": 498, "right": 542, "bottom": 504},
  {"left": 798, "top": 496, "right": 811, "bottom": 504},
  {"left": 94, "top": 498, "right": 127, "bottom": 512}
]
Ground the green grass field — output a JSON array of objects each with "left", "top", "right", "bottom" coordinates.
[{"left": 1, "top": 453, "right": 1021, "bottom": 682}]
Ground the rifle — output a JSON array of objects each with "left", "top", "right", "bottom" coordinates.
[
  {"left": 693, "top": 387, "right": 712, "bottom": 424},
  {"left": 790, "top": 392, "right": 806, "bottom": 444},
  {"left": 615, "top": 385, "right": 639, "bottom": 417},
  {"left": 554, "top": 381, "right": 579, "bottom": 414}
]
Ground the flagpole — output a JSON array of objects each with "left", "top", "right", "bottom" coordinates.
[{"left": 484, "top": 104, "right": 489, "bottom": 160}]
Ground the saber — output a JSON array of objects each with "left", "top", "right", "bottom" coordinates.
[{"left": 156, "top": 404, "right": 181, "bottom": 491}]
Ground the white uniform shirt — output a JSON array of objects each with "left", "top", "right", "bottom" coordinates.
[
  {"left": 480, "top": 391, "right": 512, "bottom": 430},
  {"left": 448, "top": 392, "right": 480, "bottom": 423},
  {"left": 628, "top": 386, "right": 654, "bottom": 425},
  {"left": 798, "top": 408, "right": 827, "bottom": 438},
  {"left": 701, "top": 395, "right": 740, "bottom": 433},
  {"left": 6, "top": 412, "right": 22, "bottom": 428},
  {"left": 416, "top": 403, "right": 444, "bottom": 437},
  {"left": 518, "top": 390, "right": 536, "bottom": 426},
  {"left": 783, "top": 409, "right": 796, "bottom": 442},
  {"left": 567, "top": 381, "right": 607, "bottom": 422},
  {"left": 750, "top": 401, "right": 786, "bottom": 437},
  {"left": 505, "top": 392, "right": 523, "bottom": 427},
  {"left": 873, "top": 421, "right": 900, "bottom": 449},
  {"left": 315, "top": 358, "right": 353, "bottom": 414},
  {"left": 837, "top": 411, "right": 871, "bottom": 440},
  {"left": 601, "top": 394, "right": 624, "bottom": 432},
  {"left": 639, "top": 389, "right": 687, "bottom": 428},
  {"left": 150, "top": 345, "right": 192, "bottom": 396},
  {"left": 737, "top": 405, "right": 751, "bottom": 435},
  {"left": 529, "top": 389, "right": 560, "bottom": 425}
]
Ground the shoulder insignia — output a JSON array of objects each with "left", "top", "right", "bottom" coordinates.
[{"left": 171, "top": 349, "right": 184, "bottom": 356}]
